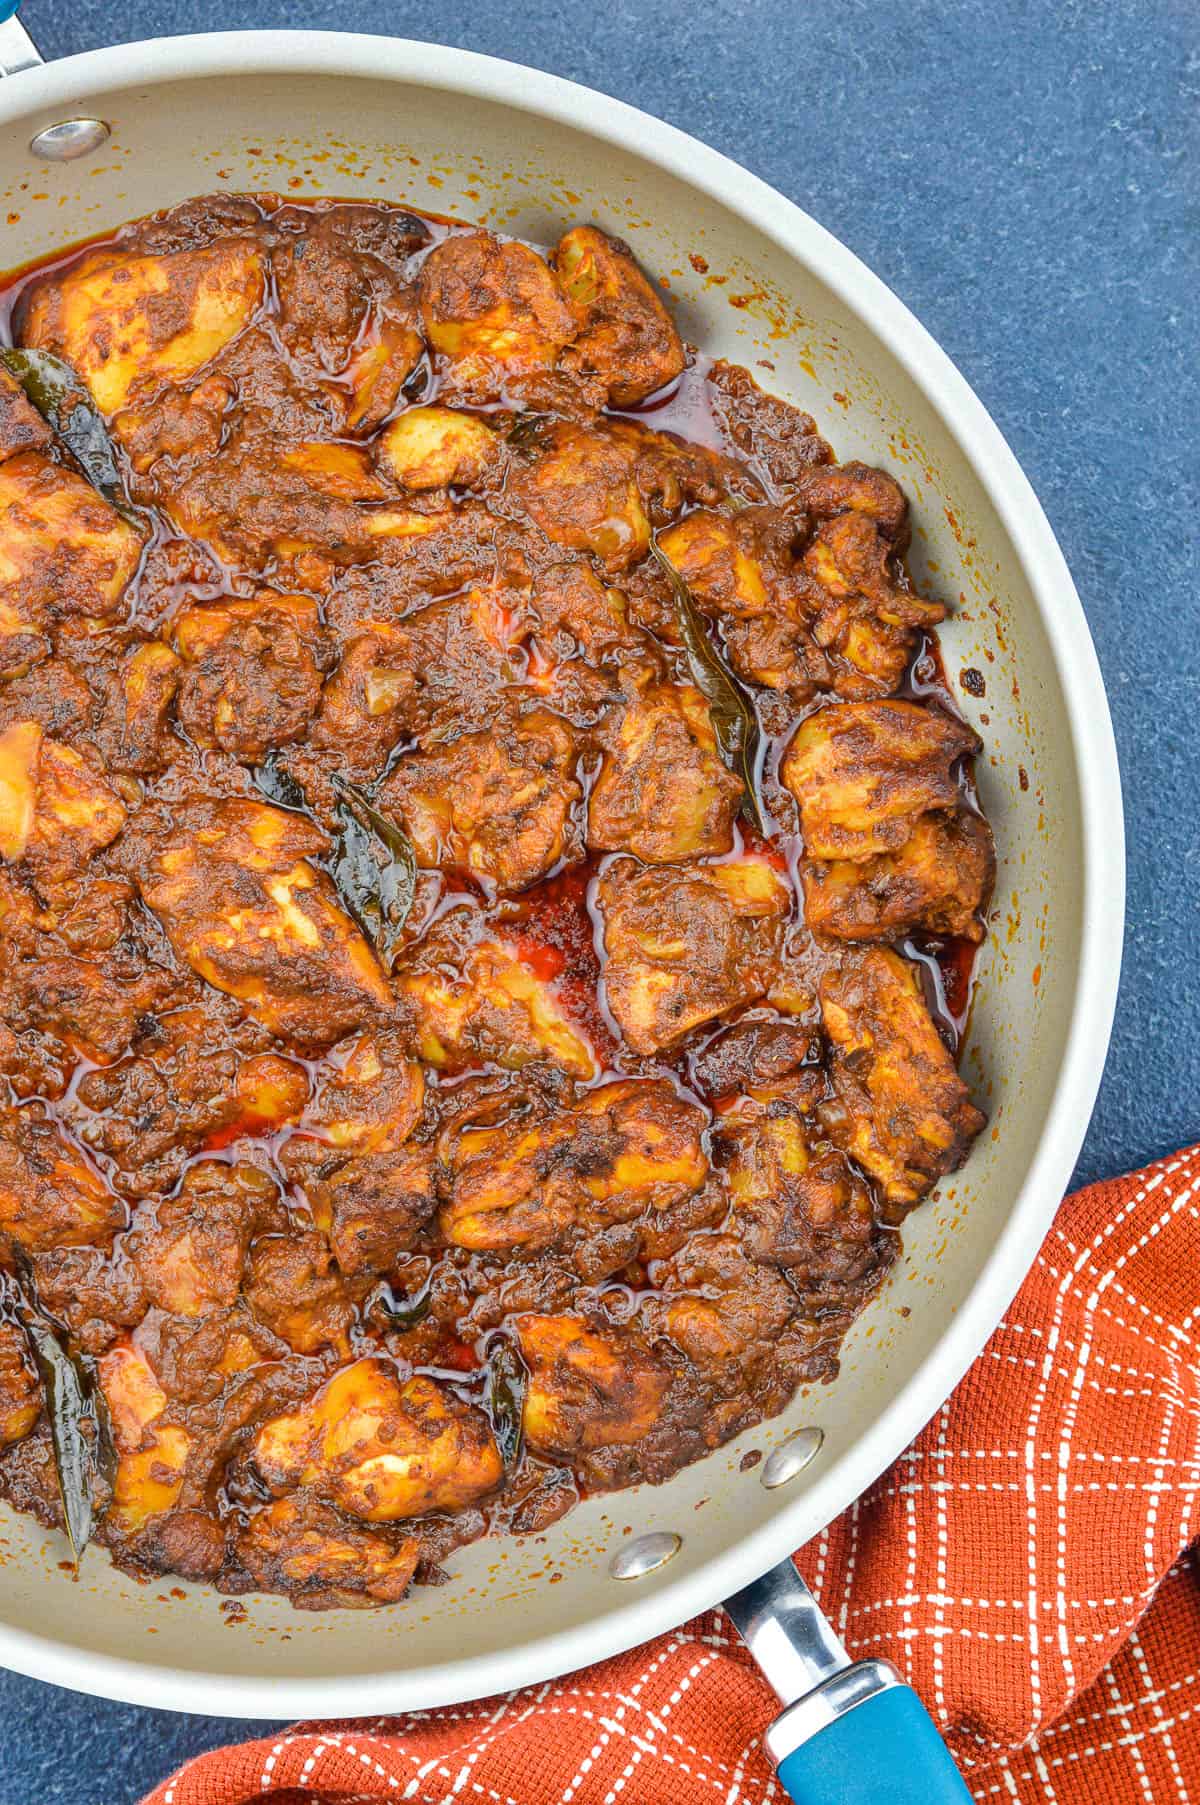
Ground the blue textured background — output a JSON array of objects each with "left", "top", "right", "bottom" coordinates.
[{"left": 0, "top": 2, "right": 1195, "bottom": 1799}]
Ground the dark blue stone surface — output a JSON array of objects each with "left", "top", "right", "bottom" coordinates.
[{"left": 0, "top": 2, "right": 1194, "bottom": 1798}]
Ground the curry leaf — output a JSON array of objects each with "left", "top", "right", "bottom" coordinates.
[
  {"left": 252, "top": 752, "right": 310, "bottom": 815},
  {"left": 0, "top": 346, "right": 138, "bottom": 523},
  {"left": 330, "top": 775, "right": 418, "bottom": 966},
  {"left": 484, "top": 1338, "right": 528, "bottom": 1470},
  {"left": 506, "top": 411, "right": 551, "bottom": 452},
  {"left": 365, "top": 1278, "right": 431, "bottom": 1333},
  {"left": 651, "top": 541, "right": 768, "bottom": 834},
  {"left": 4, "top": 1271, "right": 112, "bottom": 1569}
]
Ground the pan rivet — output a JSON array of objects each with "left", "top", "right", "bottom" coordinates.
[
  {"left": 30, "top": 119, "right": 111, "bottom": 162},
  {"left": 609, "top": 1531, "right": 681, "bottom": 1580},
  {"left": 761, "top": 1427, "right": 824, "bottom": 1489}
]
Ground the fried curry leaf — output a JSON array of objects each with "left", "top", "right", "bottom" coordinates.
[
  {"left": 506, "top": 411, "right": 551, "bottom": 452},
  {"left": 365, "top": 1278, "right": 431, "bottom": 1333},
  {"left": 651, "top": 540, "right": 768, "bottom": 834},
  {"left": 484, "top": 1338, "right": 528, "bottom": 1470},
  {"left": 0, "top": 346, "right": 138, "bottom": 523},
  {"left": 252, "top": 752, "right": 310, "bottom": 815},
  {"left": 330, "top": 774, "right": 418, "bottom": 966},
  {"left": 4, "top": 1272, "right": 112, "bottom": 1569}
]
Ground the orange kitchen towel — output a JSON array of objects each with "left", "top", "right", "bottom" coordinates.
[{"left": 143, "top": 1142, "right": 1200, "bottom": 1805}]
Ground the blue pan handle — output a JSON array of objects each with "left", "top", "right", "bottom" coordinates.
[
  {"left": 0, "top": 3, "right": 21, "bottom": 24},
  {"left": 774, "top": 1679, "right": 974, "bottom": 1804},
  {"left": 725, "top": 1561, "right": 972, "bottom": 1804}
]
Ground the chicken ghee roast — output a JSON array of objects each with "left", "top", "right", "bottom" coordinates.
[{"left": 0, "top": 196, "right": 995, "bottom": 1611}]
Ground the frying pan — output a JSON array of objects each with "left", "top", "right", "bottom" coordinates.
[{"left": 0, "top": 10, "right": 1123, "bottom": 1792}]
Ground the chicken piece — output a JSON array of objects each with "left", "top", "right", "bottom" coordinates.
[
  {"left": 116, "top": 372, "right": 234, "bottom": 476},
  {"left": 687, "top": 1015, "right": 818, "bottom": 1098},
  {"left": 795, "top": 460, "right": 909, "bottom": 542},
  {"left": 73, "top": 1014, "right": 308, "bottom": 1199},
  {"left": 376, "top": 405, "right": 501, "bottom": 492},
  {"left": 802, "top": 809, "right": 995, "bottom": 942},
  {"left": 173, "top": 592, "right": 326, "bottom": 760},
  {"left": 98, "top": 641, "right": 181, "bottom": 774},
  {"left": 379, "top": 698, "right": 582, "bottom": 895},
  {"left": 717, "top": 1082, "right": 880, "bottom": 1288},
  {"left": 132, "top": 797, "right": 393, "bottom": 1047},
  {"left": 440, "top": 1078, "right": 708, "bottom": 1255},
  {"left": 656, "top": 506, "right": 823, "bottom": 697},
  {"left": 252, "top": 1359, "right": 502, "bottom": 1521},
  {"left": 100, "top": 1340, "right": 191, "bottom": 1533},
  {"left": 516, "top": 1315, "right": 669, "bottom": 1457},
  {"left": 526, "top": 561, "right": 649, "bottom": 665},
  {"left": 312, "top": 587, "right": 519, "bottom": 768},
  {"left": 300, "top": 1143, "right": 438, "bottom": 1278},
  {"left": 242, "top": 1227, "right": 363, "bottom": 1355},
  {"left": 235, "top": 1492, "right": 420, "bottom": 1610},
  {"left": 0, "top": 452, "right": 142, "bottom": 676},
  {"left": 509, "top": 421, "right": 651, "bottom": 574},
  {"left": 587, "top": 681, "right": 742, "bottom": 862},
  {"left": 2, "top": 924, "right": 177, "bottom": 1071},
  {"left": 803, "top": 511, "right": 943, "bottom": 698},
  {"left": 0, "top": 1321, "right": 40, "bottom": 1446},
  {"left": 417, "top": 229, "right": 574, "bottom": 400},
  {"left": 819, "top": 946, "right": 985, "bottom": 1207},
  {"left": 782, "top": 701, "right": 979, "bottom": 862},
  {"left": 658, "top": 1233, "right": 797, "bottom": 1378},
  {"left": 299, "top": 1030, "right": 425, "bottom": 1155},
  {"left": 22, "top": 239, "right": 265, "bottom": 414},
  {"left": 553, "top": 224, "right": 685, "bottom": 406},
  {"left": 272, "top": 202, "right": 426, "bottom": 429},
  {"left": 656, "top": 507, "right": 778, "bottom": 620},
  {"left": 280, "top": 1031, "right": 434, "bottom": 1276},
  {"left": 705, "top": 360, "right": 832, "bottom": 495},
  {"left": 0, "top": 654, "right": 95, "bottom": 741},
  {"left": 0, "top": 720, "right": 127, "bottom": 899},
  {"left": 396, "top": 908, "right": 597, "bottom": 1078},
  {"left": 0, "top": 1103, "right": 124, "bottom": 1253},
  {"left": 0, "top": 364, "right": 52, "bottom": 461},
  {"left": 163, "top": 430, "right": 449, "bottom": 572},
  {"left": 598, "top": 855, "right": 790, "bottom": 1054},
  {"left": 129, "top": 1161, "right": 278, "bottom": 1319}
]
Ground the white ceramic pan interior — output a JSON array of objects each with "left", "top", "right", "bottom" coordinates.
[{"left": 0, "top": 32, "right": 1123, "bottom": 1717}]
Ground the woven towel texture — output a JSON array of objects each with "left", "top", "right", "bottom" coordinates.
[{"left": 143, "top": 1143, "right": 1200, "bottom": 1805}]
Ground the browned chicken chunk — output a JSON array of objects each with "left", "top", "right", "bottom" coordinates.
[
  {"left": 235, "top": 1492, "right": 420, "bottom": 1610},
  {"left": 253, "top": 1359, "right": 503, "bottom": 1520},
  {"left": 819, "top": 946, "right": 985, "bottom": 1207},
  {"left": 0, "top": 1103, "right": 125, "bottom": 1253},
  {"left": 173, "top": 592, "right": 327, "bottom": 759},
  {"left": 396, "top": 907, "right": 597, "bottom": 1078},
  {"left": 130, "top": 1160, "right": 278, "bottom": 1318},
  {"left": 131, "top": 797, "right": 394, "bottom": 1047},
  {"left": 23, "top": 239, "right": 265, "bottom": 415},
  {"left": 418, "top": 230, "right": 574, "bottom": 400},
  {"left": 99, "top": 1340, "right": 192, "bottom": 1534},
  {"left": 440, "top": 1078, "right": 709, "bottom": 1259},
  {"left": 587, "top": 681, "right": 742, "bottom": 862},
  {"left": 509, "top": 420, "right": 652, "bottom": 573},
  {"left": 516, "top": 1314, "right": 670, "bottom": 1457},
  {"left": 598, "top": 855, "right": 790, "bottom": 1053},
  {"left": 802, "top": 808, "right": 995, "bottom": 941},
  {"left": 0, "top": 452, "right": 142, "bottom": 675},
  {"left": 380, "top": 697, "right": 582, "bottom": 894},
  {"left": 553, "top": 225, "right": 685, "bottom": 405},
  {"left": 376, "top": 405, "right": 501, "bottom": 492},
  {"left": 782, "top": 701, "right": 979, "bottom": 862}
]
